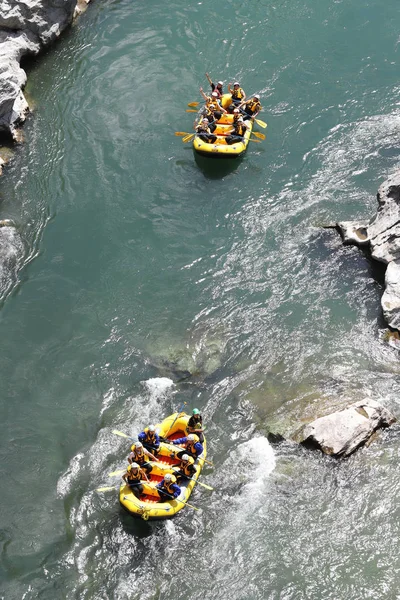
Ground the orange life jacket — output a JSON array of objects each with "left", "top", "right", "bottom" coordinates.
[
  {"left": 180, "top": 456, "right": 195, "bottom": 477},
  {"left": 197, "top": 123, "right": 211, "bottom": 134},
  {"left": 186, "top": 440, "right": 198, "bottom": 455},
  {"left": 206, "top": 98, "right": 221, "bottom": 111},
  {"left": 245, "top": 99, "right": 261, "bottom": 114},
  {"left": 233, "top": 122, "right": 247, "bottom": 137},
  {"left": 130, "top": 447, "right": 146, "bottom": 464},
  {"left": 231, "top": 87, "right": 244, "bottom": 100},
  {"left": 143, "top": 429, "right": 157, "bottom": 444},
  {"left": 126, "top": 468, "right": 142, "bottom": 483}
]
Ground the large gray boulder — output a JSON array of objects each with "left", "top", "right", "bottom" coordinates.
[
  {"left": 299, "top": 399, "right": 396, "bottom": 458},
  {"left": 0, "top": 0, "right": 78, "bottom": 139},
  {"left": 0, "top": 0, "right": 76, "bottom": 45},
  {"left": 337, "top": 170, "right": 400, "bottom": 331}
]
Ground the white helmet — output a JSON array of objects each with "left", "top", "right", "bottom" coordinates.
[
  {"left": 187, "top": 434, "right": 195, "bottom": 441},
  {"left": 135, "top": 441, "right": 143, "bottom": 449},
  {"left": 131, "top": 462, "right": 139, "bottom": 469},
  {"left": 148, "top": 424, "right": 156, "bottom": 432},
  {"left": 233, "top": 108, "right": 240, "bottom": 114},
  {"left": 217, "top": 81, "right": 223, "bottom": 85},
  {"left": 254, "top": 94, "right": 260, "bottom": 100},
  {"left": 234, "top": 81, "right": 240, "bottom": 86},
  {"left": 164, "top": 473, "right": 173, "bottom": 482},
  {"left": 211, "top": 91, "right": 218, "bottom": 98},
  {"left": 181, "top": 454, "right": 189, "bottom": 462}
]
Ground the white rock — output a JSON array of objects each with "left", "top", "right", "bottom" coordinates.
[
  {"left": 337, "top": 170, "right": 400, "bottom": 330},
  {"left": 0, "top": 0, "right": 78, "bottom": 138},
  {"left": 300, "top": 399, "right": 396, "bottom": 458}
]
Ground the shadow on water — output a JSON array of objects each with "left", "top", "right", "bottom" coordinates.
[
  {"left": 194, "top": 152, "right": 241, "bottom": 179},
  {"left": 119, "top": 507, "right": 156, "bottom": 538}
]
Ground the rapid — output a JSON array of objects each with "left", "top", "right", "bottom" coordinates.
[{"left": 1, "top": 0, "right": 400, "bottom": 598}]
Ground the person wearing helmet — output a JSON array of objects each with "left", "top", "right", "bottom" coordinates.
[
  {"left": 156, "top": 472, "right": 181, "bottom": 502},
  {"left": 174, "top": 453, "right": 197, "bottom": 483},
  {"left": 187, "top": 408, "right": 205, "bottom": 443},
  {"left": 122, "top": 462, "right": 148, "bottom": 498},
  {"left": 128, "top": 440, "right": 156, "bottom": 475},
  {"left": 228, "top": 81, "right": 246, "bottom": 110},
  {"left": 170, "top": 433, "right": 203, "bottom": 459},
  {"left": 232, "top": 108, "right": 241, "bottom": 124},
  {"left": 205, "top": 72, "right": 224, "bottom": 98},
  {"left": 225, "top": 116, "right": 249, "bottom": 145},
  {"left": 199, "top": 87, "right": 227, "bottom": 123},
  {"left": 202, "top": 100, "right": 227, "bottom": 130},
  {"left": 238, "top": 94, "right": 262, "bottom": 121},
  {"left": 195, "top": 118, "right": 217, "bottom": 144},
  {"left": 138, "top": 424, "right": 160, "bottom": 453}
]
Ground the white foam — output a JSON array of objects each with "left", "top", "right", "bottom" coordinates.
[
  {"left": 220, "top": 436, "right": 276, "bottom": 502},
  {"left": 0, "top": 226, "right": 24, "bottom": 298},
  {"left": 143, "top": 377, "right": 174, "bottom": 396},
  {"left": 56, "top": 452, "right": 85, "bottom": 497}
]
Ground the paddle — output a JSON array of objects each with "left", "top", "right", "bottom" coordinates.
[
  {"left": 162, "top": 440, "right": 214, "bottom": 466},
  {"left": 182, "top": 133, "right": 196, "bottom": 143},
  {"left": 109, "top": 467, "right": 213, "bottom": 491},
  {"left": 186, "top": 109, "right": 199, "bottom": 113},
  {"left": 175, "top": 132, "right": 195, "bottom": 141},
  {"left": 163, "top": 402, "right": 187, "bottom": 438},
  {"left": 97, "top": 485, "right": 118, "bottom": 492},
  {"left": 172, "top": 468, "right": 213, "bottom": 491},
  {"left": 109, "top": 469, "right": 125, "bottom": 477},
  {"left": 254, "top": 118, "right": 267, "bottom": 129},
  {"left": 156, "top": 488, "right": 199, "bottom": 511},
  {"left": 113, "top": 429, "right": 134, "bottom": 441},
  {"left": 188, "top": 102, "right": 200, "bottom": 107},
  {"left": 252, "top": 131, "right": 266, "bottom": 140}
]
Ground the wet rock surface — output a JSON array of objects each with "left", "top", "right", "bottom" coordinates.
[
  {"left": 337, "top": 170, "right": 400, "bottom": 331},
  {"left": 298, "top": 399, "right": 396, "bottom": 458},
  {"left": 0, "top": 0, "right": 78, "bottom": 139}
]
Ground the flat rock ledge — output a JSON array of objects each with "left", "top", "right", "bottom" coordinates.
[
  {"left": 0, "top": 0, "right": 91, "bottom": 142},
  {"left": 298, "top": 399, "right": 396, "bottom": 458},
  {"left": 336, "top": 170, "right": 400, "bottom": 331}
]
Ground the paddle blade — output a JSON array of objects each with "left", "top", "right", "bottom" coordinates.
[
  {"left": 188, "top": 102, "right": 200, "bottom": 107},
  {"left": 186, "top": 109, "right": 198, "bottom": 113},
  {"left": 112, "top": 429, "right": 130, "bottom": 439},
  {"left": 109, "top": 469, "right": 125, "bottom": 477},
  {"left": 96, "top": 486, "right": 117, "bottom": 492},
  {"left": 197, "top": 481, "right": 214, "bottom": 491},
  {"left": 255, "top": 118, "right": 267, "bottom": 128},
  {"left": 183, "top": 134, "right": 195, "bottom": 143},
  {"left": 184, "top": 502, "right": 200, "bottom": 511},
  {"left": 175, "top": 131, "right": 190, "bottom": 136},
  {"left": 249, "top": 138, "right": 261, "bottom": 143},
  {"left": 252, "top": 131, "right": 266, "bottom": 140}
]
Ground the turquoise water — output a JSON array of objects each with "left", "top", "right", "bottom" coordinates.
[{"left": 1, "top": 0, "right": 400, "bottom": 598}]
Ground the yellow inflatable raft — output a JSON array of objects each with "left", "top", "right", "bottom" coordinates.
[
  {"left": 193, "top": 93, "right": 254, "bottom": 158},
  {"left": 119, "top": 412, "right": 207, "bottom": 520}
]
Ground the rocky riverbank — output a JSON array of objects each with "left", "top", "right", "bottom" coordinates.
[
  {"left": 336, "top": 170, "right": 400, "bottom": 333},
  {"left": 0, "top": 0, "right": 89, "bottom": 159}
]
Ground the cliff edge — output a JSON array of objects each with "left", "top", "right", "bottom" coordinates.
[
  {"left": 0, "top": 0, "right": 79, "bottom": 140},
  {"left": 337, "top": 170, "right": 400, "bottom": 331}
]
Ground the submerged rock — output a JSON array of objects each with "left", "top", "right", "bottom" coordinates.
[
  {"left": 298, "top": 399, "right": 396, "bottom": 458},
  {"left": 146, "top": 334, "right": 225, "bottom": 382},
  {"left": 337, "top": 170, "right": 400, "bottom": 331},
  {"left": 0, "top": 0, "right": 79, "bottom": 140}
]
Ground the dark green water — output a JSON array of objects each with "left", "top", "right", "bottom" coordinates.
[{"left": 1, "top": 0, "right": 400, "bottom": 598}]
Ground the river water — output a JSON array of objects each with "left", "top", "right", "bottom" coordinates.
[{"left": 1, "top": 0, "right": 400, "bottom": 598}]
